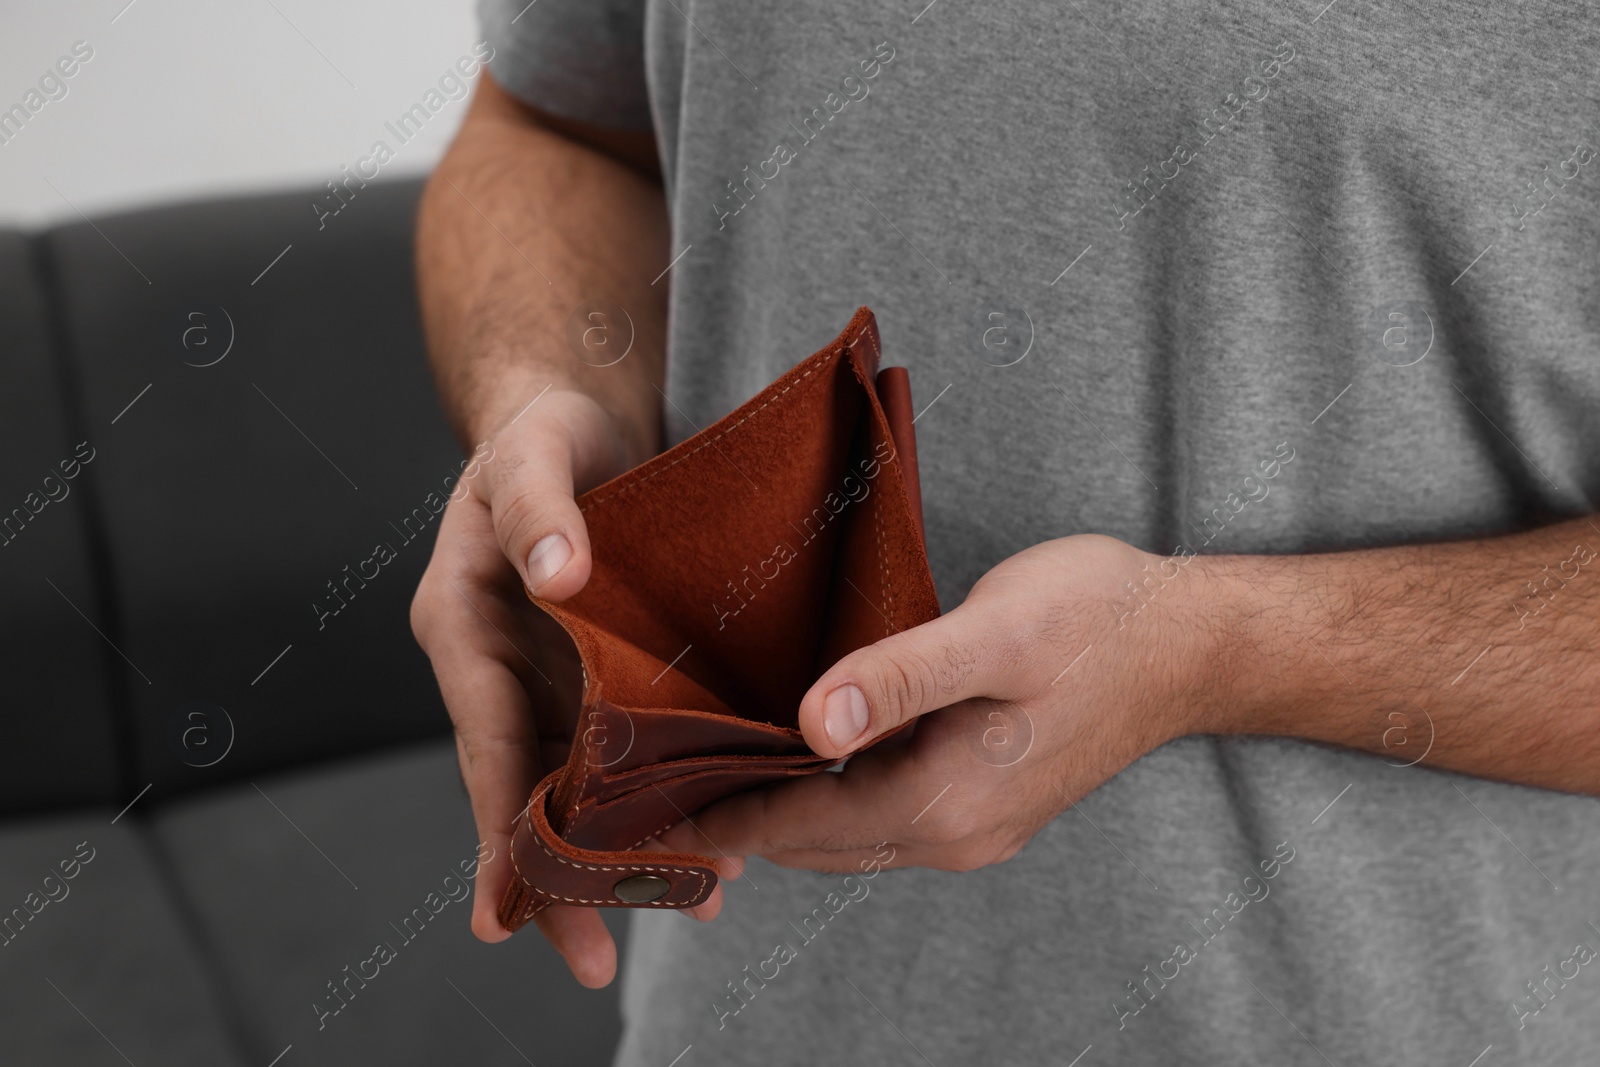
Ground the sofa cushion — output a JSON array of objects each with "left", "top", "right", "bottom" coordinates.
[
  {"left": 151, "top": 739, "right": 626, "bottom": 1066},
  {"left": 38, "top": 179, "right": 463, "bottom": 801},
  {"left": 0, "top": 230, "right": 121, "bottom": 816},
  {"left": 0, "top": 811, "right": 248, "bottom": 1064}
]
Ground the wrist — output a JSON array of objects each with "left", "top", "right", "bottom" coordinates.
[
  {"left": 1161, "top": 550, "right": 1277, "bottom": 739},
  {"left": 1178, "top": 551, "right": 1349, "bottom": 740},
  {"left": 493, "top": 387, "right": 655, "bottom": 493},
  {"left": 1104, "top": 543, "right": 1247, "bottom": 747},
  {"left": 463, "top": 374, "right": 649, "bottom": 458},
  {"left": 433, "top": 326, "right": 662, "bottom": 467}
]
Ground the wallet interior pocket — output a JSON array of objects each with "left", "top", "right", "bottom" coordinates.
[
  {"left": 537, "top": 332, "right": 923, "bottom": 735},
  {"left": 569, "top": 755, "right": 837, "bottom": 849}
]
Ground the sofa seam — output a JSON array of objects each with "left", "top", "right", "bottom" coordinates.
[{"left": 27, "top": 232, "right": 139, "bottom": 808}]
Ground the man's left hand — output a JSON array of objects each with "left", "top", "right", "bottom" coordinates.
[{"left": 656, "top": 534, "right": 1228, "bottom": 876}]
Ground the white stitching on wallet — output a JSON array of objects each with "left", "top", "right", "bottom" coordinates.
[
  {"left": 509, "top": 786, "right": 711, "bottom": 906},
  {"left": 627, "top": 817, "right": 680, "bottom": 851},
  {"left": 874, "top": 496, "right": 895, "bottom": 637},
  {"left": 527, "top": 829, "right": 708, "bottom": 905},
  {"left": 582, "top": 349, "right": 834, "bottom": 512},
  {"left": 862, "top": 319, "right": 900, "bottom": 635}
]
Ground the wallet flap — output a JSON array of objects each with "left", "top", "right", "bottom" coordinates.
[{"left": 502, "top": 777, "right": 718, "bottom": 922}]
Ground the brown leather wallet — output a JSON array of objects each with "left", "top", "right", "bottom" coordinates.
[{"left": 499, "top": 307, "right": 940, "bottom": 929}]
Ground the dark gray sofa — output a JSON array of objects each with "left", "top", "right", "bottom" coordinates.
[{"left": 0, "top": 178, "right": 626, "bottom": 1065}]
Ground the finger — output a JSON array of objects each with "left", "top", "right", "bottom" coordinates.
[
  {"left": 799, "top": 605, "right": 1000, "bottom": 757},
  {"left": 439, "top": 660, "right": 541, "bottom": 943},
  {"left": 443, "top": 654, "right": 621, "bottom": 986},
  {"left": 634, "top": 839, "right": 742, "bottom": 921},
  {"left": 531, "top": 904, "right": 618, "bottom": 988},
  {"left": 759, "top": 845, "right": 902, "bottom": 875},
  {"left": 414, "top": 494, "right": 557, "bottom": 943},
  {"left": 761, "top": 834, "right": 1012, "bottom": 875},
  {"left": 476, "top": 398, "right": 596, "bottom": 602},
  {"left": 654, "top": 740, "right": 956, "bottom": 858}
]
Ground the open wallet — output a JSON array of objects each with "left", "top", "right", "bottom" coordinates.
[{"left": 499, "top": 307, "right": 942, "bottom": 929}]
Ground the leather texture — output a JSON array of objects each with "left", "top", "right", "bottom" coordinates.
[{"left": 500, "top": 308, "right": 941, "bottom": 926}]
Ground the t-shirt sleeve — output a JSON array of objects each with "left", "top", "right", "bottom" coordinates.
[{"left": 477, "top": 0, "right": 652, "bottom": 129}]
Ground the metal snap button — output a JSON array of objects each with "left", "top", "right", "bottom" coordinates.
[{"left": 613, "top": 874, "right": 671, "bottom": 903}]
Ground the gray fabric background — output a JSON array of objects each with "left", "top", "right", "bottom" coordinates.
[{"left": 480, "top": 1, "right": 1600, "bottom": 1063}]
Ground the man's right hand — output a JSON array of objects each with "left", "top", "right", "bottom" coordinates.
[
  {"left": 411, "top": 68, "right": 703, "bottom": 985},
  {"left": 410, "top": 388, "right": 734, "bottom": 988}
]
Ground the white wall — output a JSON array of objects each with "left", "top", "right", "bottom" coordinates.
[{"left": 0, "top": 0, "right": 478, "bottom": 228}]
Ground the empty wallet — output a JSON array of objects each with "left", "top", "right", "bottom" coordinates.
[{"left": 500, "top": 307, "right": 941, "bottom": 929}]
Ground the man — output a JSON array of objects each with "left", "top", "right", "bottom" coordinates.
[{"left": 410, "top": 1, "right": 1600, "bottom": 1062}]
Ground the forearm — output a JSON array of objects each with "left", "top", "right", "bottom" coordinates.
[
  {"left": 415, "top": 75, "right": 669, "bottom": 461},
  {"left": 1194, "top": 517, "right": 1600, "bottom": 792}
]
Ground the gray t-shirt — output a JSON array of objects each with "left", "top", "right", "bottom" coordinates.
[{"left": 481, "top": 1, "right": 1600, "bottom": 1063}]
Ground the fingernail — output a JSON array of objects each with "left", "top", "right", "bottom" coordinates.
[
  {"left": 823, "top": 684, "right": 870, "bottom": 749},
  {"left": 527, "top": 533, "right": 572, "bottom": 591}
]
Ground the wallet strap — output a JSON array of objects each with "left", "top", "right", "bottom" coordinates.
[{"left": 500, "top": 774, "right": 718, "bottom": 928}]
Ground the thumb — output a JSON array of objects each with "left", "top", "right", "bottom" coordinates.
[
  {"left": 799, "top": 607, "right": 993, "bottom": 758},
  {"left": 478, "top": 412, "right": 595, "bottom": 604}
]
